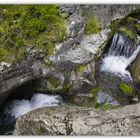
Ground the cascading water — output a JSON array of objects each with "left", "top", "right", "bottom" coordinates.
[
  {"left": 3, "top": 93, "right": 63, "bottom": 121},
  {"left": 0, "top": 93, "right": 63, "bottom": 135},
  {"left": 96, "top": 32, "right": 140, "bottom": 106},
  {"left": 100, "top": 33, "right": 140, "bottom": 80}
]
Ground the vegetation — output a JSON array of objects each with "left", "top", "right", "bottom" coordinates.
[
  {"left": 61, "top": 83, "right": 72, "bottom": 94},
  {"left": 119, "top": 26, "right": 137, "bottom": 41},
  {"left": 0, "top": 5, "right": 66, "bottom": 63},
  {"left": 119, "top": 83, "right": 133, "bottom": 96},
  {"left": 134, "top": 23, "right": 140, "bottom": 32},
  {"left": 109, "top": 19, "right": 120, "bottom": 35},
  {"left": 76, "top": 64, "right": 87, "bottom": 73},
  {"left": 47, "top": 76, "right": 60, "bottom": 89},
  {"left": 127, "top": 16, "right": 135, "bottom": 23},
  {"left": 84, "top": 16, "right": 101, "bottom": 35},
  {"left": 89, "top": 87, "right": 99, "bottom": 97},
  {"left": 88, "top": 99, "right": 119, "bottom": 110}
]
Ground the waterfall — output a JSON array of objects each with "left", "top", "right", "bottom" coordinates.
[
  {"left": 100, "top": 33, "right": 140, "bottom": 80},
  {"left": 3, "top": 93, "right": 63, "bottom": 121}
]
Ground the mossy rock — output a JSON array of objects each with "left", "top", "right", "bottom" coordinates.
[
  {"left": 87, "top": 98, "right": 100, "bottom": 108},
  {"left": 0, "top": 5, "right": 67, "bottom": 63},
  {"left": 109, "top": 19, "right": 120, "bottom": 35},
  {"left": 127, "top": 16, "right": 135, "bottom": 23},
  {"left": 84, "top": 16, "right": 101, "bottom": 35},
  {"left": 89, "top": 87, "right": 99, "bottom": 98},
  {"left": 61, "top": 83, "right": 72, "bottom": 94},
  {"left": 119, "top": 26, "right": 137, "bottom": 41},
  {"left": 75, "top": 64, "right": 87, "bottom": 73},
  {"left": 119, "top": 83, "right": 133, "bottom": 96},
  {"left": 47, "top": 76, "right": 60, "bottom": 89},
  {"left": 134, "top": 23, "right": 140, "bottom": 32}
]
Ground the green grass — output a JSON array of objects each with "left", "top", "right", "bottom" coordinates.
[
  {"left": 0, "top": 5, "right": 66, "bottom": 63},
  {"left": 84, "top": 16, "right": 101, "bottom": 35},
  {"left": 119, "top": 83, "right": 133, "bottom": 96}
]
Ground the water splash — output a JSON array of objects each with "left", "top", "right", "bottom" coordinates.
[
  {"left": 3, "top": 93, "right": 63, "bottom": 119},
  {"left": 100, "top": 33, "right": 140, "bottom": 80}
]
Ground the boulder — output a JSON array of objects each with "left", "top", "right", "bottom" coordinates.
[
  {"left": 0, "top": 60, "right": 48, "bottom": 109},
  {"left": 14, "top": 103, "right": 140, "bottom": 135},
  {"left": 131, "top": 53, "right": 140, "bottom": 85}
]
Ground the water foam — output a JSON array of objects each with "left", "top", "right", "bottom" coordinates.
[
  {"left": 4, "top": 93, "right": 62, "bottom": 119},
  {"left": 101, "top": 45, "right": 140, "bottom": 79}
]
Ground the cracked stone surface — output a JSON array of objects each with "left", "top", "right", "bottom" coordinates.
[{"left": 14, "top": 103, "right": 140, "bottom": 135}]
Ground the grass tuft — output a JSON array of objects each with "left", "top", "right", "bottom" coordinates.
[{"left": 84, "top": 16, "right": 101, "bottom": 35}]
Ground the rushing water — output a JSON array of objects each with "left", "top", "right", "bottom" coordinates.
[
  {"left": 3, "top": 93, "right": 63, "bottom": 120},
  {"left": 96, "top": 33, "right": 140, "bottom": 106},
  {"left": 0, "top": 93, "right": 63, "bottom": 135},
  {"left": 100, "top": 33, "right": 140, "bottom": 80}
]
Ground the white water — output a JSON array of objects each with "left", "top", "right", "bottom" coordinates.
[
  {"left": 4, "top": 93, "right": 62, "bottom": 119},
  {"left": 101, "top": 45, "right": 140, "bottom": 79}
]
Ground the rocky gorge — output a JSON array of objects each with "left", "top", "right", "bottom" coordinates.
[{"left": 0, "top": 4, "right": 140, "bottom": 135}]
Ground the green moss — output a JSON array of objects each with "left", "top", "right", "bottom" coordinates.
[
  {"left": 119, "top": 26, "right": 137, "bottom": 41},
  {"left": 134, "top": 23, "right": 140, "bottom": 32},
  {"left": 109, "top": 19, "right": 120, "bottom": 35},
  {"left": 0, "top": 5, "right": 66, "bottom": 63},
  {"left": 47, "top": 76, "right": 60, "bottom": 88},
  {"left": 84, "top": 16, "right": 101, "bottom": 35},
  {"left": 76, "top": 64, "right": 87, "bottom": 73},
  {"left": 127, "top": 17, "right": 135, "bottom": 23},
  {"left": 87, "top": 99, "right": 97, "bottom": 108},
  {"left": 119, "top": 83, "right": 133, "bottom": 96},
  {"left": 89, "top": 87, "right": 99, "bottom": 97},
  {"left": 45, "top": 61, "right": 54, "bottom": 68},
  {"left": 62, "top": 83, "right": 72, "bottom": 94}
]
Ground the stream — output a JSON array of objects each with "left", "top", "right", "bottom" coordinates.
[{"left": 0, "top": 93, "right": 63, "bottom": 135}]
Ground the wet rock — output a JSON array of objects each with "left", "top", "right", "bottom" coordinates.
[
  {"left": 131, "top": 53, "right": 140, "bottom": 85},
  {"left": 96, "top": 91, "right": 120, "bottom": 106},
  {"left": 0, "top": 5, "right": 139, "bottom": 108},
  {"left": 0, "top": 60, "right": 48, "bottom": 109},
  {"left": 14, "top": 103, "right": 140, "bottom": 135}
]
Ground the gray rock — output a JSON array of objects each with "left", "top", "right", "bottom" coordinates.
[
  {"left": 130, "top": 53, "right": 140, "bottom": 85},
  {"left": 14, "top": 103, "right": 140, "bottom": 135},
  {"left": 0, "top": 5, "right": 139, "bottom": 108},
  {"left": 81, "top": 5, "right": 138, "bottom": 29},
  {"left": 96, "top": 91, "right": 120, "bottom": 106},
  {"left": 0, "top": 60, "right": 48, "bottom": 109}
]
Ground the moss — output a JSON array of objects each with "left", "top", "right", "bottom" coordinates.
[
  {"left": 89, "top": 87, "right": 99, "bottom": 97},
  {"left": 84, "top": 16, "right": 101, "bottom": 35},
  {"left": 109, "top": 19, "right": 120, "bottom": 35},
  {"left": 47, "top": 76, "right": 60, "bottom": 88},
  {"left": 119, "top": 83, "right": 133, "bottom": 96},
  {"left": 87, "top": 98, "right": 101, "bottom": 108},
  {"left": 119, "top": 26, "right": 137, "bottom": 41},
  {"left": 0, "top": 5, "right": 66, "bottom": 63},
  {"left": 45, "top": 61, "right": 54, "bottom": 68},
  {"left": 134, "top": 23, "right": 140, "bottom": 32},
  {"left": 62, "top": 83, "right": 72, "bottom": 94},
  {"left": 75, "top": 64, "right": 87, "bottom": 73},
  {"left": 127, "top": 16, "right": 135, "bottom": 23},
  {"left": 100, "top": 102, "right": 119, "bottom": 110}
]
